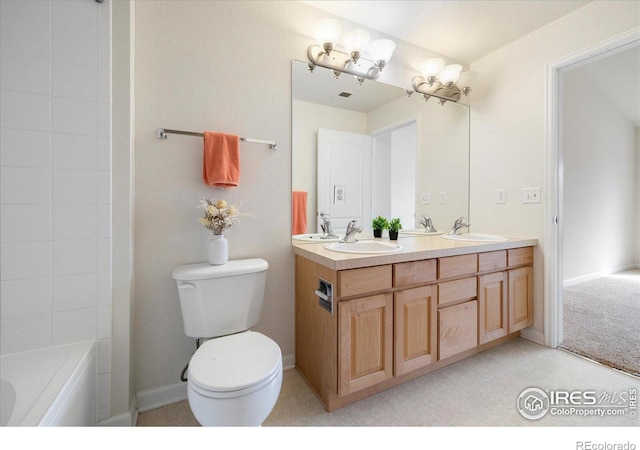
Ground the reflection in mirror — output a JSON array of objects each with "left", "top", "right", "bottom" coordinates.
[{"left": 292, "top": 59, "right": 469, "bottom": 238}]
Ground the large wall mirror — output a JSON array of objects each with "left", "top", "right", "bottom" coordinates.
[{"left": 292, "top": 59, "right": 470, "bottom": 238}]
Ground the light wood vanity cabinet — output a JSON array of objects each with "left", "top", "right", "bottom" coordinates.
[
  {"left": 478, "top": 271, "right": 508, "bottom": 345},
  {"left": 509, "top": 265, "right": 534, "bottom": 332},
  {"left": 438, "top": 277, "right": 478, "bottom": 359},
  {"left": 338, "top": 293, "right": 393, "bottom": 396},
  {"left": 394, "top": 285, "right": 437, "bottom": 376},
  {"left": 294, "top": 244, "right": 534, "bottom": 412}
]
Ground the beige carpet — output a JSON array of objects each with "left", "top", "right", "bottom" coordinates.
[{"left": 561, "top": 269, "right": 640, "bottom": 377}]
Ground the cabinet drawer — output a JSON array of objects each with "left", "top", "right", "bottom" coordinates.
[
  {"left": 438, "top": 277, "right": 477, "bottom": 306},
  {"left": 338, "top": 265, "right": 392, "bottom": 298},
  {"left": 478, "top": 250, "right": 507, "bottom": 272},
  {"left": 438, "top": 254, "right": 477, "bottom": 279},
  {"left": 394, "top": 260, "right": 437, "bottom": 287},
  {"left": 508, "top": 247, "right": 533, "bottom": 267},
  {"left": 438, "top": 300, "right": 478, "bottom": 360}
]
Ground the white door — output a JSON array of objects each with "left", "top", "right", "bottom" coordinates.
[{"left": 317, "top": 128, "right": 372, "bottom": 234}]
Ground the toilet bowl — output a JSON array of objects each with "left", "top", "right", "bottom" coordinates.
[
  {"left": 187, "top": 331, "right": 282, "bottom": 426},
  {"left": 172, "top": 258, "right": 282, "bottom": 426}
]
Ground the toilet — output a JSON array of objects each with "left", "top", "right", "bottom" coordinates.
[{"left": 172, "top": 258, "right": 282, "bottom": 426}]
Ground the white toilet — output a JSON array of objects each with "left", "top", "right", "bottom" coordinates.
[{"left": 172, "top": 258, "right": 282, "bottom": 426}]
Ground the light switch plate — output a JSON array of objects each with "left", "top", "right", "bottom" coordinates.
[
  {"left": 421, "top": 193, "right": 431, "bottom": 204},
  {"left": 439, "top": 192, "right": 447, "bottom": 204},
  {"left": 496, "top": 188, "right": 506, "bottom": 204},
  {"left": 522, "top": 187, "right": 541, "bottom": 203}
]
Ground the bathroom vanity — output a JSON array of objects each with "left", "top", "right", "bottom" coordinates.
[{"left": 292, "top": 235, "right": 536, "bottom": 411}]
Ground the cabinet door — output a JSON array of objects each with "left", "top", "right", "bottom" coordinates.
[
  {"left": 478, "top": 272, "right": 508, "bottom": 344},
  {"left": 339, "top": 293, "right": 393, "bottom": 396},
  {"left": 394, "top": 285, "right": 437, "bottom": 376},
  {"left": 509, "top": 266, "right": 533, "bottom": 332},
  {"left": 438, "top": 300, "right": 478, "bottom": 360}
]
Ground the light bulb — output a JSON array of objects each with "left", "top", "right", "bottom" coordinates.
[
  {"left": 420, "top": 58, "right": 445, "bottom": 79},
  {"left": 439, "top": 64, "right": 462, "bottom": 85},
  {"left": 368, "top": 39, "right": 396, "bottom": 63},
  {"left": 343, "top": 29, "right": 371, "bottom": 54},
  {"left": 314, "top": 18, "right": 341, "bottom": 47}
]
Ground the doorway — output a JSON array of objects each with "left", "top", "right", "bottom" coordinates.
[{"left": 546, "top": 29, "right": 640, "bottom": 376}]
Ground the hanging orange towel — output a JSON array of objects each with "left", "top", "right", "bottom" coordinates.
[
  {"left": 202, "top": 131, "right": 240, "bottom": 188},
  {"left": 292, "top": 191, "right": 307, "bottom": 235}
]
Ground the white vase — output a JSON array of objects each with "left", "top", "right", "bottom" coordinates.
[{"left": 208, "top": 234, "right": 228, "bottom": 265}]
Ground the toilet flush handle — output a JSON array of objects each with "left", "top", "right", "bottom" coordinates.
[{"left": 177, "top": 282, "right": 196, "bottom": 290}]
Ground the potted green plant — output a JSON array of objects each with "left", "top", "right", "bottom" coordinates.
[
  {"left": 388, "top": 218, "right": 402, "bottom": 240},
  {"left": 371, "top": 215, "right": 389, "bottom": 238}
]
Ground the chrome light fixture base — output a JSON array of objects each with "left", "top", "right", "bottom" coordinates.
[
  {"left": 307, "top": 45, "right": 386, "bottom": 82},
  {"left": 411, "top": 75, "right": 472, "bottom": 104}
]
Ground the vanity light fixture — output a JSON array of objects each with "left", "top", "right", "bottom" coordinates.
[
  {"left": 412, "top": 57, "right": 472, "bottom": 104},
  {"left": 307, "top": 19, "right": 396, "bottom": 83}
]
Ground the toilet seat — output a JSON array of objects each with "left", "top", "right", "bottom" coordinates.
[{"left": 188, "top": 331, "right": 282, "bottom": 399}]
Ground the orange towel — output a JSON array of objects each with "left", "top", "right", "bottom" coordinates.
[
  {"left": 202, "top": 131, "right": 240, "bottom": 188},
  {"left": 292, "top": 191, "right": 307, "bottom": 235}
]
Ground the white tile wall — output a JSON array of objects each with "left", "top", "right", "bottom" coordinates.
[
  {"left": 53, "top": 133, "right": 98, "bottom": 170},
  {"left": 0, "top": 129, "right": 52, "bottom": 167},
  {"left": 0, "top": 0, "right": 112, "bottom": 422}
]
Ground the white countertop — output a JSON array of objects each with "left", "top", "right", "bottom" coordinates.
[{"left": 292, "top": 233, "right": 538, "bottom": 271}]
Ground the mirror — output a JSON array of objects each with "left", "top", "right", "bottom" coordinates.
[{"left": 292, "top": 59, "right": 469, "bottom": 237}]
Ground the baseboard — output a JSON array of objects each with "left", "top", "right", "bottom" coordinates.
[
  {"left": 135, "top": 353, "right": 296, "bottom": 413},
  {"left": 136, "top": 381, "right": 188, "bottom": 413},
  {"left": 563, "top": 264, "right": 638, "bottom": 287},
  {"left": 520, "top": 328, "right": 545, "bottom": 346},
  {"left": 283, "top": 353, "right": 295, "bottom": 371}
]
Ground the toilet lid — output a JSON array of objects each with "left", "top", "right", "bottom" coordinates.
[{"left": 188, "top": 331, "right": 281, "bottom": 393}]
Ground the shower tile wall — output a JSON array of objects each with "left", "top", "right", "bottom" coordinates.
[{"left": 0, "top": 0, "right": 112, "bottom": 421}]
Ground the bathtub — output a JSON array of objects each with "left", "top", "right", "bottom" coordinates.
[{"left": 1, "top": 340, "right": 96, "bottom": 426}]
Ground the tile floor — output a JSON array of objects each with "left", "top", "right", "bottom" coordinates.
[{"left": 136, "top": 338, "right": 639, "bottom": 428}]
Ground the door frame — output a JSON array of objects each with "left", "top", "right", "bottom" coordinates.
[{"left": 544, "top": 27, "right": 640, "bottom": 348}]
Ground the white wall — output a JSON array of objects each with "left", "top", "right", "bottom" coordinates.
[
  {"left": 562, "top": 68, "right": 638, "bottom": 281},
  {"left": 636, "top": 129, "right": 640, "bottom": 264},
  {"left": 134, "top": 0, "right": 296, "bottom": 396},
  {"left": 469, "top": 0, "right": 639, "bottom": 340},
  {"left": 0, "top": 0, "right": 112, "bottom": 421}
]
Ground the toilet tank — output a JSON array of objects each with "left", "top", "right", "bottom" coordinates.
[{"left": 172, "top": 258, "right": 268, "bottom": 339}]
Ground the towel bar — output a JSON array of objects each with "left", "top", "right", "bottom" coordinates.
[{"left": 156, "top": 128, "right": 277, "bottom": 149}]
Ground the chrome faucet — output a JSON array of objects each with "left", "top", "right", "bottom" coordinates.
[
  {"left": 319, "top": 212, "right": 338, "bottom": 239},
  {"left": 340, "top": 220, "right": 363, "bottom": 243},
  {"left": 449, "top": 217, "right": 470, "bottom": 235},
  {"left": 419, "top": 215, "right": 438, "bottom": 233}
]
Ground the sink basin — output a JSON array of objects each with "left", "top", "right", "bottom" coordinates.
[
  {"left": 293, "top": 233, "right": 341, "bottom": 243},
  {"left": 325, "top": 240, "right": 403, "bottom": 254},
  {"left": 440, "top": 233, "right": 508, "bottom": 242},
  {"left": 400, "top": 229, "right": 443, "bottom": 236}
]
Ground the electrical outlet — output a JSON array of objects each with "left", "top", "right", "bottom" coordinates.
[
  {"left": 421, "top": 193, "right": 431, "bottom": 204},
  {"left": 522, "top": 187, "right": 541, "bottom": 203},
  {"left": 496, "top": 188, "right": 506, "bottom": 204},
  {"left": 333, "top": 185, "right": 346, "bottom": 204},
  {"left": 439, "top": 192, "right": 447, "bottom": 204}
]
